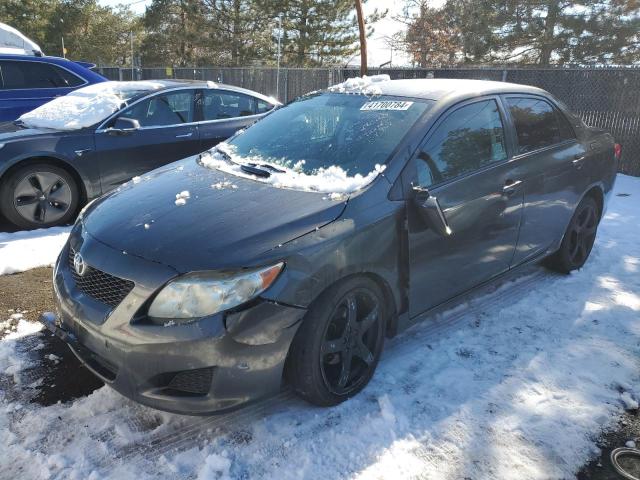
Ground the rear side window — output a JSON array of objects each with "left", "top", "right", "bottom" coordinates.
[
  {"left": 54, "top": 66, "right": 84, "bottom": 87},
  {"left": 416, "top": 99, "right": 508, "bottom": 188},
  {"left": 120, "top": 90, "right": 195, "bottom": 127},
  {"left": 256, "top": 100, "right": 274, "bottom": 114},
  {"left": 507, "top": 97, "right": 575, "bottom": 154},
  {"left": 202, "top": 90, "right": 256, "bottom": 120},
  {"left": 0, "top": 61, "right": 83, "bottom": 89}
]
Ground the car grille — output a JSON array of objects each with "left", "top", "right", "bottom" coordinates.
[
  {"left": 68, "top": 248, "right": 135, "bottom": 308},
  {"left": 166, "top": 368, "right": 214, "bottom": 396}
]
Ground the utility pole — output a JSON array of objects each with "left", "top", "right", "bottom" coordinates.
[
  {"left": 276, "top": 14, "right": 283, "bottom": 101},
  {"left": 355, "top": 0, "right": 367, "bottom": 76},
  {"left": 130, "top": 32, "right": 134, "bottom": 80},
  {"left": 60, "top": 18, "right": 66, "bottom": 58}
]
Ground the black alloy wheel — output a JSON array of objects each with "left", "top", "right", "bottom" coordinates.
[
  {"left": 287, "top": 277, "right": 387, "bottom": 406},
  {"left": 545, "top": 196, "right": 600, "bottom": 273},
  {"left": 320, "top": 289, "right": 381, "bottom": 395}
]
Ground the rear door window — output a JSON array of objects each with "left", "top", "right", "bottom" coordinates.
[
  {"left": 416, "top": 99, "right": 508, "bottom": 188},
  {"left": 506, "top": 97, "right": 575, "bottom": 154},
  {"left": 54, "top": 66, "right": 84, "bottom": 87},
  {"left": 202, "top": 90, "right": 256, "bottom": 120},
  {"left": 0, "top": 60, "right": 82, "bottom": 89},
  {"left": 256, "top": 99, "right": 274, "bottom": 114}
]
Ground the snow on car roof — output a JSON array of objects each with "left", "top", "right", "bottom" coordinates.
[
  {"left": 18, "top": 81, "right": 165, "bottom": 131},
  {"left": 328, "top": 76, "right": 546, "bottom": 101},
  {"left": 0, "top": 22, "right": 42, "bottom": 55}
]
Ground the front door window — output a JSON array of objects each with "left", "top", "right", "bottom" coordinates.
[{"left": 416, "top": 99, "right": 507, "bottom": 188}]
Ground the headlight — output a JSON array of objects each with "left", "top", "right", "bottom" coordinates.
[{"left": 147, "top": 262, "right": 284, "bottom": 322}]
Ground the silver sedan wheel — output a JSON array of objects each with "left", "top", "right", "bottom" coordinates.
[{"left": 14, "top": 171, "right": 73, "bottom": 225}]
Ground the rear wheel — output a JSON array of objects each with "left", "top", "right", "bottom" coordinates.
[
  {"left": 287, "top": 277, "right": 386, "bottom": 406},
  {"left": 544, "top": 196, "right": 599, "bottom": 273},
  {"left": 0, "top": 163, "right": 80, "bottom": 230}
]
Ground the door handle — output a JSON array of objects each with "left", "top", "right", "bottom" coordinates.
[
  {"left": 502, "top": 180, "right": 522, "bottom": 195},
  {"left": 74, "top": 149, "right": 91, "bottom": 157},
  {"left": 573, "top": 154, "right": 586, "bottom": 168},
  {"left": 175, "top": 132, "right": 194, "bottom": 138}
]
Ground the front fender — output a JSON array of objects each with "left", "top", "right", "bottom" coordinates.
[
  {"left": 261, "top": 193, "right": 406, "bottom": 325},
  {"left": 0, "top": 136, "right": 100, "bottom": 199}
]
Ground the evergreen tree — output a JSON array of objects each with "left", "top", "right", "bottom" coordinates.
[
  {"left": 258, "top": 0, "right": 386, "bottom": 67},
  {"left": 142, "top": 0, "right": 210, "bottom": 67},
  {"left": 203, "top": 0, "right": 271, "bottom": 66},
  {"left": 401, "top": 0, "right": 640, "bottom": 65}
]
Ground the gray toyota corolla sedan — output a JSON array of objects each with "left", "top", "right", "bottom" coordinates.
[{"left": 40, "top": 77, "right": 619, "bottom": 414}]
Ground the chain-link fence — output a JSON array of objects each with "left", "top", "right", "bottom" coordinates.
[{"left": 96, "top": 66, "right": 640, "bottom": 175}]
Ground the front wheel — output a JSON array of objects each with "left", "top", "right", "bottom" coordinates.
[
  {"left": 544, "top": 196, "right": 600, "bottom": 273},
  {"left": 0, "top": 163, "right": 80, "bottom": 230},
  {"left": 287, "top": 277, "right": 387, "bottom": 407}
]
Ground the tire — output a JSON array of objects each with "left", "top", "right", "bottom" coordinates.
[
  {"left": 0, "top": 163, "right": 80, "bottom": 230},
  {"left": 287, "top": 276, "right": 387, "bottom": 407},
  {"left": 544, "top": 196, "right": 600, "bottom": 274}
]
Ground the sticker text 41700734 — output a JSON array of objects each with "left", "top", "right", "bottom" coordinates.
[{"left": 360, "top": 101, "right": 414, "bottom": 111}]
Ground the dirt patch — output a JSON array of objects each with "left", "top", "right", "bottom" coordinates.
[
  {"left": 0, "top": 267, "right": 103, "bottom": 405},
  {"left": 0, "top": 267, "right": 55, "bottom": 322},
  {"left": 578, "top": 411, "right": 640, "bottom": 480}
]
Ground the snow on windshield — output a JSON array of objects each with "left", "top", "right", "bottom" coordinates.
[
  {"left": 199, "top": 143, "right": 385, "bottom": 197},
  {"left": 328, "top": 74, "right": 391, "bottom": 95},
  {"left": 18, "top": 81, "right": 165, "bottom": 131}
]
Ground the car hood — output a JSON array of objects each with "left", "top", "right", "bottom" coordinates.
[
  {"left": 0, "top": 121, "right": 65, "bottom": 142},
  {"left": 83, "top": 156, "right": 348, "bottom": 272}
]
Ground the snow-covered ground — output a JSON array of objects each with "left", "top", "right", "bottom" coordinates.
[
  {"left": 0, "top": 175, "right": 639, "bottom": 479},
  {"left": 0, "top": 226, "right": 70, "bottom": 275}
]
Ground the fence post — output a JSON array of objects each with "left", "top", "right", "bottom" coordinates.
[{"left": 284, "top": 69, "right": 289, "bottom": 103}]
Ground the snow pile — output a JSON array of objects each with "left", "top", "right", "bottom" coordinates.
[
  {"left": 174, "top": 190, "right": 191, "bottom": 206},
  {"left": 200, "top": 143, "right": 385, "bottom": 197},
  {"left": 0, "top": 175, "right": 640, "bottom": 479},
  {"left": 328, "top": 74, "right": 390, "bottom": 96},
  {"left": 211, "top": 181, "right": 238, "bottom": 190},
  {"left": 19, "top": 81, "right": 164, "bottom": 131},
  {"left": 0, "top": 226, "right": 70, "bottom": 275},
  {"left": 0, "top": 317, "right": 43, "bottom": 383},
  {"left": 621, "top": 391, "right": 639, "bottom": 411}
]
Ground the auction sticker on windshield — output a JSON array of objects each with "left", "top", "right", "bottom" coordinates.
[{"left": 360, "top": 101, "right": 414, "bottom": 111}]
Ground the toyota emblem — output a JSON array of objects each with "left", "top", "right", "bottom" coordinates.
[{"left": 73, "top": 252, "right": 87, "bottom": 276}]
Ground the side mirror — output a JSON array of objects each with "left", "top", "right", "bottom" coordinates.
[
  {"left": 412, "top": 185, "right": 452, "bottom": 237},
  {"left": 108, "top": 117, "right": 140, "bottom": 136}
]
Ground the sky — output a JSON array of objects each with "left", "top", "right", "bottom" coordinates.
[{"left": 96, "top": 0, "right": 429, "bottom": 67}]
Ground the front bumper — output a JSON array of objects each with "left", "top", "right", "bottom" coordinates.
[{"left": 45, "top": 226, "right": 305, "bottom": 415}]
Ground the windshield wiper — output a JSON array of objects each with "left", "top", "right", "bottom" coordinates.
[
  {"left": 212, "top": 147, "right": 282, "bottom": 177},
  {"left": 240, "top": 164, "right": 272, "bottom": 178},
  {"left": 250, "top": 162, "right": 286, "bottom": 173}
]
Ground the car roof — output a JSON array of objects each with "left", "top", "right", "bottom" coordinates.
[
  {"left": 0, "top": 54, "right": 79, "bottom": 65},
  {"left": 0, "top": 54, "right": 108, "bottom": 85},
  {"left": 346, "top": 78, "right": 547, "bottom": 102},
  {"left": 150, "top": 79, "right": 281, "bottom": 105}
]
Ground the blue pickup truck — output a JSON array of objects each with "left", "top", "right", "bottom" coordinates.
[{"left": 0, "top": 54, "right": 106, "bottom": 121}]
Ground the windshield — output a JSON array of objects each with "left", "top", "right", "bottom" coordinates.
[
  {"left": 18, "top": 81, "right": 165, "bottom": 131},
  {"left": 201, "top": 93, "right": 432, "bottom": 195},
  {"left": 230, "top": 93, "right": 431, "bottom": 176}
]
